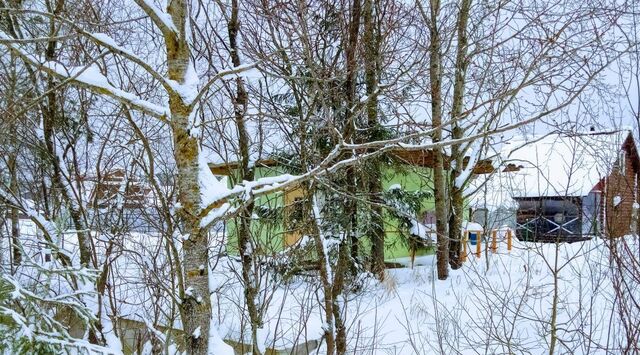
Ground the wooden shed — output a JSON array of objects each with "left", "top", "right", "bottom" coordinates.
[{"left": 500, "top": 130, "right": 640, "bottom": 241}]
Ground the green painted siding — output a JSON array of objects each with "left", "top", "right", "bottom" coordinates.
[
  {"left": 223, "top": 165, "right": 288, "bottom": 255},
  {"left": 381, "top": 165, "right": 435, "bottom": 259},
  {"left": 219, "top": 164, "right": 440, "bottom": 259}
]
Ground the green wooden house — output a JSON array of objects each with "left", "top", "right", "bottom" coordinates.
[{"left": 209, "top": 150, "right": 488, "bottom": 261}]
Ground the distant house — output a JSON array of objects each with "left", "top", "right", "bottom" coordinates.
[
  {"left": 88, "top": 169, "right": 152, "bottom": 209},
  {"left": 489, "top": 129, "right": 640, "bottom": 241},
  {"left": 87, "top": 169, "right": 165, "bottom": 233}
]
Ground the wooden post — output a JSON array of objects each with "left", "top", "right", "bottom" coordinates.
[
  {"left": 476, "top": 232, "right": 482, "bottom": 258},
  {"left": 507, "top": 229, "right": 512, "bottom": 251},
  {"left": 460, "top": 230, "right": 468, "bottom": 263},
  {"left": 491, "top": 229, "right": 497, "bottom": 253},
  {"left": 410, "top": 246, "right": 416, "bottom": 269}
]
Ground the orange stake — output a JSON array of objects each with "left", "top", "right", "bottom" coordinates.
[
  {"left": 491, "top": 229, "right": 498, "bottom": 253},
  {"left": 476, "top": 232, "right": 482, "bottom": 258},
  {"left": 461, "top": 231, "right": 468, "bottom": 263},
  {"left": 507, "top": 229, "right": 512, "bottom": 251}
]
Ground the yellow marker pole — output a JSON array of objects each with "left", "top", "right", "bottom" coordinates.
[
  {"left": 461, "top": 230, "right": 468, "bottom": 263},
  {"left": 491, "top": 229, "right": 498, "bottom": 253},
  {"left": 507, "top": 229, "right": 512, "bottom": 251},
  {"left": 476, "top": 231, "right": 482, "bottom": 258}
]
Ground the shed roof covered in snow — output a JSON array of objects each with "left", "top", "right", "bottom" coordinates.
[{"left": 496, "top": 129, "right": 633, "bottom": 198}]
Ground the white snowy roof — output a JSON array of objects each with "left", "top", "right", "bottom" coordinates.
[
  {"left": 463, "top": 221, "right": 484, "bottom": 232},
  {"left": 497, "top": 130, "right": 631, "bottom": 198}
]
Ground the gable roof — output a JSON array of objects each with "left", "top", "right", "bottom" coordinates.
[
  {"left": 498, "top": 129, "right": 636, "bottom": 198},
  {"left": 208, "top": 148, "right": 494, "bottom": 177}
]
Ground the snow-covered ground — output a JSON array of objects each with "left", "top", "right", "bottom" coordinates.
[
  {"left": 5, "top": 219, "right": 636, "bottom": 354},
  {"left": 214, "top": 235, "right": 637, "bottom": 354}
]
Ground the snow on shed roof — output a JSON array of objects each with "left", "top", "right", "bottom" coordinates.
[{"left": 499, "top": 129, "right": 631, "bottom": 198}]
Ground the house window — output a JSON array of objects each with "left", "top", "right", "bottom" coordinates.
[{"left": 619, "top": 150, "right": 626, "bottom": 175}]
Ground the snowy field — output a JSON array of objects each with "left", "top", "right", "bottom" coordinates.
[
  {"left": 3, "top": 221, "right": 637, "bottom": 354},
  {"left": 213, "top": 236, "right": 636, "bottom": 354}
]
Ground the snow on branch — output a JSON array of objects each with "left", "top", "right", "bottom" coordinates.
[
  {"left": 342, "top": 61, "right": 620, "bottom": 157},
  {"left": 0, "top": 34, "right": 75, "bottom": 43},
  {"left": 0, "top": 8, "right": 174, "bottom": 97},
  {"left": 87, "top": 33, "right": 174, "bottom": 93},
  {"left": 85, "top": 33, "right": 254, "bottom": 108},
  {"left": 0, "top": 187, "right": 82, "bottom": 268},
  {"left": 168, "top": 60, "right": 199, "bottom": 105},
  {"left": 198, "top": 146, "right": 341, "bottom": 226},
  {"left": 0, "top": 31, "right": 170, "bottom": 119},
  {"left": 455, "top": 140, "right": 482, "bottom": 188},
  {"left": 133, "top": 0, "right": 178, "bottom": 35},
  {"left": 0, "top": 186, "right": 57, "bottom": 241}
]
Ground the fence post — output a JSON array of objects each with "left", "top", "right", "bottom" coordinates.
[
  {"left": 507, "top": 228, "right": 512, "bottom": 251},
  {"left": 476, "top": 231, "right": 482, "bottom": 258},
  {"left": 461, "top": 230, "right": 468, "bottom": 263},
  {"left": 491, "top": 229, "right": 497, "bottom": 253}
]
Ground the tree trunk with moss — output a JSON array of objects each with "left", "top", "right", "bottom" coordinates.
[{"left": 164, "top": 1, "right": 211, "bottom": 354}]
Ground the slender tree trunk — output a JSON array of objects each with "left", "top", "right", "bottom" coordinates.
[
  {"left": 0, "top": 11, "right": 78, "bottom": 272},
  {"left": 164, "top": 1, "right": 211, "bottom": 354},
  {"left": 8, "top": 150, "right": 21, "bottom": 269},
  {"left": 40, "top": 0, "right": 93, "bottom": 268},
  {"left": 426, "top": 0, "right": 449, "bottom": 280},
  {"left": 448, "top": 0, "right": 472, "bottom": 270},
  {"left": 6, "top": 57, "right": 21, "bottom": 269},
  {"left": 40, "top": 0, "right": 105, "bottom": 344},
  {"left": 332, "top": 235, "right": 349, "bottom": 355},
  {"left": 228, "top": 1, "right": 261, "bottom": 353},
  {"left": 343, "top": 0, "right": 363, "bottom": 280},
  {"left": 172, "top": 107, "right": 210, "bottom": 355},
  {"left": 548, "top": 242, "right": 560, "bottom": 354},
  {"left": 329, "top": 1, "right": 363, "bottom": 352},
  {"left": 363, "top": 0, "right": 385, "bottom": 279},
  {"left": 0, "top": 214, "right": 4, "bottom": 267},
  {"left": 448, "top": 184, "right": 464, "bottom": 268},
  {"left": 306, "top": 190, "right": 337, "bottom": 355}
]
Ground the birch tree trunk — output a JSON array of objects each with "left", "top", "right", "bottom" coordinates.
[{"left": 162, "top": 1, "right": 211, "bottom": 353}]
